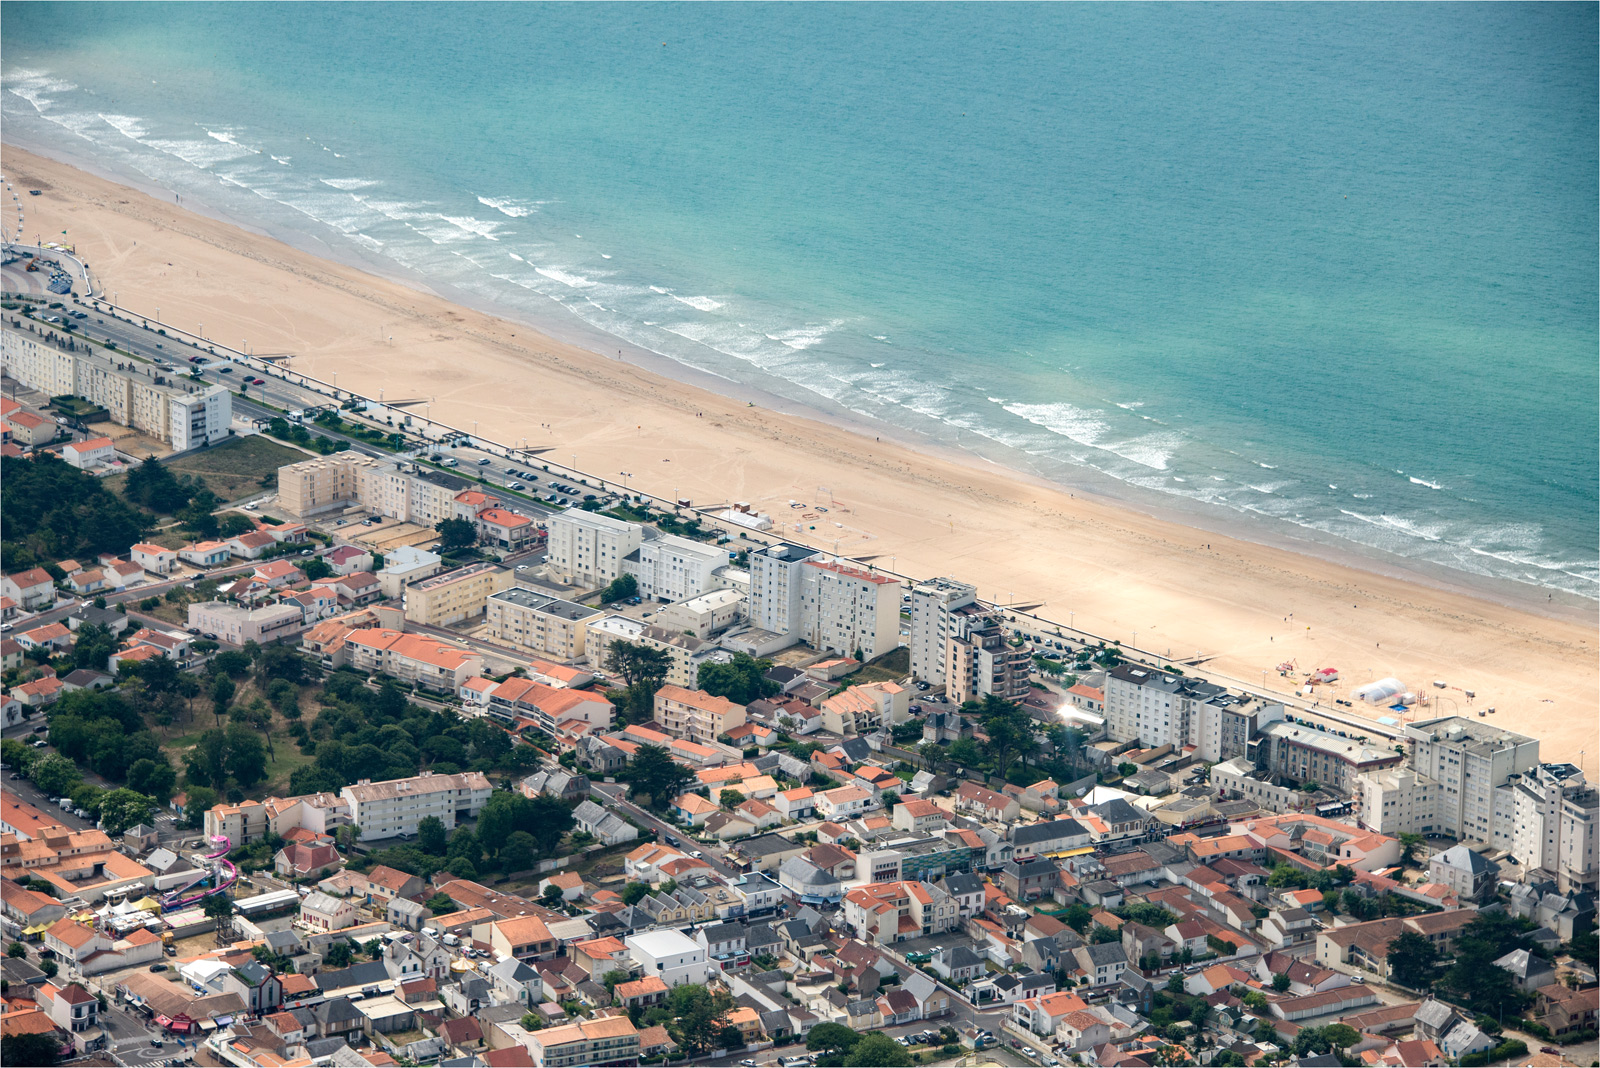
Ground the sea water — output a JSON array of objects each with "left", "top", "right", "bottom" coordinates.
[{"left": 4, "top": 3, "right": 1595, "bottom": 599}]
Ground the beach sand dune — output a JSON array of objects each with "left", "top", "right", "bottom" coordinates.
[{"left": 4, "top": 144, "right": 1594, "bottom": 763}]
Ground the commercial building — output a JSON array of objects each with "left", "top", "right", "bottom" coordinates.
[
  {"left": 1249, "top": 721, "right": 1404, "bottom": 797},
  {"left": 403, "top": 562, "right": 512, "bottom": 626},
  {"left": 186, "top": 601, "right": 305, "bottom": 645},
  {"left": 545, "top": 510, "right": 641, "bottom": 589},
  {"left": 946, "top": 605, "right": 1031, "bottom": 704},
  {"left": 908, "top": 577, "right": 977, "bottom": 687},
  {"left": 654, "top": 587, "right": 746, "bottom": 638},
  {"left": 625, "top": 929, "right": 708, "bottom": 987},
  {"left": 1, "top": 326, "right": 232, "bottom": 449},
  {"left": 341, "top": 771, "right": 494, "bottom": 842},
  {"left": 486, "top": 587, "right": 600, "bottom": 660}
]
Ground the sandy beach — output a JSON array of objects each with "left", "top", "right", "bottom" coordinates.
[{"left": 4, "top": 144, "right": 1595, "bottom": 764}]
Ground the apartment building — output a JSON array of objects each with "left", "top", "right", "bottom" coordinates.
[
  {"left": 341, "top": 771, "right": 494, "bottom": 841},
  {"left": 1406, "top": 717, "right": 1540, "bottom": 845},
  {"left": 1248, "top": 721, "right": 1404, "bottom": 797},
  {"left": 274, "top": 452, "right": 477, "bottom": 524},
  {"left": 799, "top": 558, "right": 901, "bottom": 660},
  {"left": 653, "top": 685, "right": 747, "bottom": 744},
  {"left": 623, "top": 531, "right": 731, "bottom": 603},
  {"left": 820, "top": 681, "right": 909, "bottom": 735},
  {"left": 186, "top": 601, "right": 305, "bottom": 645},
  {"left": 343, "top": 628, "right": 486, "bottom": 692},
  {"left": 747, "top": 542, "right": 821, "bottom": 637},
  {"left": 1104, "top": 664, "right": 1226, "bottom": 748},
  {"left": 1, "top": 327, "right": 231, "bottom": 448},
  {"left": 636, "top": 625, "right": 719, "bottom": 688},
  {"left": 908, "top": 577, "right": 977, "bottom": 687},
  {"left": 523, "top": 1014, "right": 641, "bottom": 1068},
  {"left": 277, "top": 453, "right": 384, "bottom": 518},
  {"left": 545, "top": 510, "right": 642, "bottom": 588},
  {"left": 843, "top": 880, "right": 959, "bottom": 944},
  {"left": 946, "top": 604, "right": 1031, "bottom": 704},
  {"left": 403, "top": 562, "right": 512, "bottom": 626},
  {"left": 486, "top": 588, "right": 600, "bottom": 660},
  {"left": 378, "top": 546, "right": 442, "bottom": 599},
  {"left": 1500, "top": 764, "right": 1598, "bottom": 893},
  {"left": 1355, "top": 766, "right": 1442, "bottom": 836}
]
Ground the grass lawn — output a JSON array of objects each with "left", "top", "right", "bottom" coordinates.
[
  {"left": 104, "top": 435, "right": 306, "bottom": 506},
  {"left": 844, "top": 645, "right": 910, "bottom": 685}
]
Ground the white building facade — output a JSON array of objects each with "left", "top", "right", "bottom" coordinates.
[
  {"left": 908, "top": 577, "right": 977, "bottom": 688},
  {"left": 545, "top": 510, "right": 642, "bottom": 589}
]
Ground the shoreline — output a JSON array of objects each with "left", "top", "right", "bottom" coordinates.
[
  {"left": 6, "top": 133, "right": 1592, "bottom": 624},
  {"left": 2, "top": 142, "right": 1595, "bottom": 764}
]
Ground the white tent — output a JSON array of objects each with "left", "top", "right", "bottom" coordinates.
[{"left": 1352, "top": 677, "right": 1406, "bottom": 704}]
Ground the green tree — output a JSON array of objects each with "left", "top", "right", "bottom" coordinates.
[
  {"left": 70, "top": 623, "right": 117, "bottom": 673},
  {"left": 621, "top": 881, "right": 651, "bottom": 906},
  {"left": 323, "top": 941, "right": 354, "bottom": 968},
  {"left": 847, "top": 1034, "right": 913, "bottom": 1067},
  {"left": 417, "top": 815, "right": 447, "bottom": 856},
  {"left": 600, "top": 572, "right": 638, "bottom": 603},
  {"left": 2, "top": 1032, "right": 63, "bottom": 1068},
  {"left": 202, "top": 892, "right": 234, "bottom": 935},
  {"left": 603, "top": 968, "right": 631, "bottom": 998},
  {"left": 807, "top": 1023, "right": 859, "bottom": 1054},
  {"left": 29, "top": 753, "right": 81, "bottom": 796},
  {"left": 211, "top": 673, "right": 236, "bottom": 722},
  {"left": 666, "top": 982, "right": 735, "bottom": 1054},
  {"left": 6, "top": 943, "right": 27, "bottom": 958},
  {"left": 1386, "top": 930, "right": 1440, "bottom": 989},
  {"left": 1397, "top": 832, "right": 1425, "bottom": 867},
  {"left": 223, "top": 724, "right": 268, "bottom": 788},
  {"left": 625, "top": 744, "right": 693, "bottom": 809},
  {"left": 97, "top": 788, "right": 156, "bottom": 835},
  {"left": 425, "top": 893, "right": 456, "bottom": 915},
  {"left": 696, "top": 652, "right": 780, "bottom": 705},
  {"left": 1062, "top": 904, "right": 1093, "bottom": 933},
  {"left": 1271, "top": 972, "right": 1291, "bottom": 992},
  {"left": 719, "top": 789, "right": 743, "bottom": 810},
  {"left": 436, "top": 517, "right": 477, "bottom": 550},
  {"left": 500, "top": 831, "right": 538, "bottom": 874}
]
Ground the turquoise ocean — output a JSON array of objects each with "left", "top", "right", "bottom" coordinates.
[{"left": 4, "top": 3, "right": 1596, "bottom": 601}]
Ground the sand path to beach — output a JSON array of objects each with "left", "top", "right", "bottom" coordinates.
[{"left": 5, "top": 145, "right": 1594, "bottom": 764}]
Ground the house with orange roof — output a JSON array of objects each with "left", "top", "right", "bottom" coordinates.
[
  {"left": 178, "top": 541, "right": 231, "bottom": 568},
  {"left": 774, "top": 787, "right": 815, "bottom": 821},
  {"left": 3, "top": 409, "right": 56, "bottom": 447},
  {"left": 475, "top": 507, "right": 536, "bottom": 549},
  {"left": 955, "top": 781, "right": 1021, "bottom": 823},
  {"left": 1010, "top": 990, "right": 1091, "bottom": 1038},
  {"left": 671, "top": 792, "right": 720, "bottom": 827},
  {"left": 1, "top": 568, "right": 56, "bottom": 612},
  {"left": 321, "top": 544, "right": 374, "bottom": 575},
  {"left": 737, "top": 797, "right": 781, "bottom": 831},
  {"left": 625, "top": 842, "right": 693, "bottom": 883},
  {"left": 477, "top": 915, "right": 558, "bottom": 963},
  {"left": 299, "top": 609, "right": 392, "bottom": 667},
  {"left": 13, "top": 675, "right": 65, "bottom": 709},
  {"left": 816, "top": 785, "right": 872, "bottom": 821},
  {"left": 130, "top": 543, "right": 179, "bottom": 575},
  {"left": 224, "top": 530, "right": 278, "bottom": 560},
  {"left": 15, "top": 622, "right": 71, "bottom": 653},
  {"left": 252, "top": 559, "right": 306, "bottom": 588},
  {"left": 892, "top": 797, "right": 950, "bottom": 835},
  {"left": 66, "top": 568, "right": 107, "bottom": 594},
  {"left": 653, "top": 685, "right": 746, "bottom": 744}
]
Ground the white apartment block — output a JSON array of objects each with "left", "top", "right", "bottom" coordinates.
[
  {"left": 1406, "top": 716, "right": 1539, "bottom": 844},
  {"left": 545, "top": 510, "right": 642, "bottom": 589},
  {"left": 623, "top": 532, "right": 731, "bottom": 603},
  {"left": 486, "top": 588, "right": 600, "bottom": 661},
  {"left": 1104, "top": 664, "right": 1226, "bottom": 748},
  {"left": 908, "top": 577, "right": 976, "bottom": 687},
  {"left": 746, "top": 542, "right": 821, "bottom": 637},
  {"left": 1500, "top": 764, "right": 1599, "bottom": 893},
  {"left": 341, "top": 771, "right": 494, "bottom": 842},
  {"left": 799, "top": 559, "right": 901, "bottom": 660},
  {"left": 946, "top": 604, "right": 1032, "bottom": 705},
  {"left": 2, "top": 327, "right": 231, "bottom": 448},
  {"left": 186, "top": 601, "right": 305, "bottom": 645},
  {"left": 1356, "top": 766, "right": 1442, "bottom": 836},
  {"left": 625, "top": 929, "right": 708, "bottom": 987}
]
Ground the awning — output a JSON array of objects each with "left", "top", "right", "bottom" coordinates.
[{"left": 22, "top": 923, "right": 51, "bottom": 935}]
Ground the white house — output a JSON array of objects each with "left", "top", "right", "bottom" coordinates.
[{"left": 626, "top": 929, "right": 708, "bottom": 987}]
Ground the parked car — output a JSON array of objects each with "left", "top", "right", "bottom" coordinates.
[{"left": 477, "top": 458, "right": 492, "bottom": 465}]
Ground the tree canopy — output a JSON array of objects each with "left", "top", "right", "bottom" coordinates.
[
  {"left": 696, "top": 652, "right": 780, "bottom": 705},
  {"left": 1, "top": 451, "right": 151, "bottom": 568}
]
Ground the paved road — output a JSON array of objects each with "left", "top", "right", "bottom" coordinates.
[{"left": 589, "top": 781, "right": 740, "bottom": 881}]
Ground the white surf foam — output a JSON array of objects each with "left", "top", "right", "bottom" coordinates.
[
  {"left": 320, "top": 177, "right": 381, "bottom": 190},
  {"left": 535, "top": 266, "right": 597, "bottom": 289},
  {"left": 477, "top": 195, "right": 538, "bottom": 217},
  {"left": 1408, "top": 476, "right": 1443, "bottom": 490}
]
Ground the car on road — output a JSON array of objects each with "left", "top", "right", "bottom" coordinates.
[
  {"left": 148, "top": 963, "right": 167, "bottom": 972},
  {"left": 664, "top": 836, "right": 680, "bottom": 847},
  {"left": 477, "top": 458, "right": 492, "bottom": 465},
  {"left": 689, "top": 850, "right": 703, "bottom": 859},
  {"left": 217, "top": 367, "right": 233, "bottom": 374},
  {"left": 509, "top": 482, "right": 524, "bottom": 490},
  {"left": 251, "top": 377, "right": 265, "bottom": 385}
]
